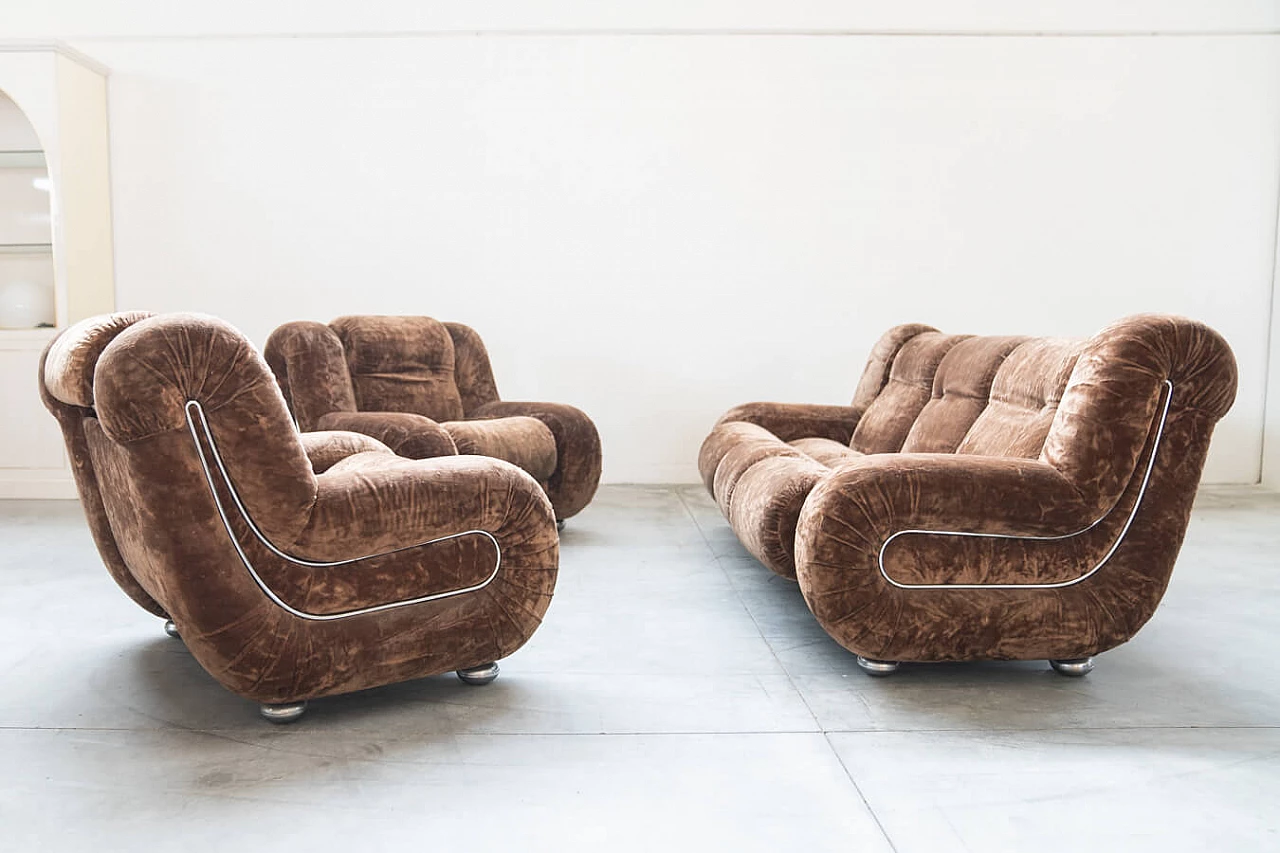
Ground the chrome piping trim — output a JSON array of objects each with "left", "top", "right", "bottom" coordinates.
[
  {"left": 184, "top": 400, "right": 501, "bottom": 621},
  {"left": 876, "top": 379, "right": 1173, "bottom": 591}
]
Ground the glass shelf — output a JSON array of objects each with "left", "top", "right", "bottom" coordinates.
[
  {"left": 0, "top": 150, "right": 46, "bottom": 168},
  {"left": 0, "top": 99, "right": 55, "bottom": 330}
]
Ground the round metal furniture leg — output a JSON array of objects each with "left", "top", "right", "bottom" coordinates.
[
  {"left": 163, "top": 619, "right": 180, "bottom": 639},
  {"left": 856, "top": 656, "right": 900, "bottom": 677},
  {"left": 1049, "top": 657, "right": 1095, "bottom": 676},
  {"left": 556, "top": 519, "right": 566, "bottom": 532},
  {"left": 259, "top": 702, "right": 307, "bottom": 723},
  {"left": 456, "top": 662, "right": 500, "bottom": 685}
]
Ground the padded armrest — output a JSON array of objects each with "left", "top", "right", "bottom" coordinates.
[
  {"left": 716, "top": 402, "right": 865, "bottom": 448},
  {"left": 295, "top": 454, "right": 554, "bottom": 563},
  {"left": 716, "top": 402, "right": 866, "bottom": 445},
  {"left": 796, "top": 453, "right": 1100, "bottom": 597},
  {"left": 226, "top": 453, "right": 559, "bottom": 697},
  {"left": 794, "top": 454, "right": 1132, "bottom": 662},
  {"left": 801, "top": 454, "right": 1085, "bottom": 544},
  {"left": 316, "top": 411, "right": 458, "bottom": 459},
  {"left": 699, "top": 407, "right": 859, "bottom": 496},
  {"left": 298, "top": 430, "right": 393, "bottom": 474},
  {"left": 469, "top": 400, "right": 602, "bottom": 520}
]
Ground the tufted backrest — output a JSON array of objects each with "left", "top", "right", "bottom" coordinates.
[
  {"left": 330, "top": 315, "right": 465, "bottom": 421},
  {"left": 956, "top": 337, "right": 1082, "bottom": 459},
  {"left": 268, "top": 315, "right": 503, "bottom": 428},
  {"left": 901, "top": 335, "right": 1029, "bottom": 453},
  {"left": 843, "top": 315, "right": 1236, "bottom": 516},
  {"left": 849, "top": 323, "right": 939, "bottom": 410},
  {"left": 851, "top": 332, "right": 970, "bottom": 454}
]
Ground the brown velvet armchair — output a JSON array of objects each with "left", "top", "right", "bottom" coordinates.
[
  {"left": 265, "top": 315, "right": 602, "bottom": 526},
  {"left": 699, "top": 315, "right": 1236, "bottom": 676},
  {"left": 40, "top": 312, "right": 559, "bottom": 722}
]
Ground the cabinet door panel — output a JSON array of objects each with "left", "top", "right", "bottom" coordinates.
[
  {"left": 0, "top": 342, "right": 64, "bottom": 470},
  {"left": 0, "top": 165, "right": 52, "bottom": 246}
]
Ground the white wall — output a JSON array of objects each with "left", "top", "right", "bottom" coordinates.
[
  {"left": 8, "top": 5, "right": 1279, "bottom": 484},
  {"left": 6, "top": 2, "right": 1279, "bottom": 36},
  {"left": 1266, "top": 201, "right": 1280, "bottom": 490}
]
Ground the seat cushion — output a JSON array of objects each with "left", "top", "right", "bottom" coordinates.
[
  {"left": 442, "top": 416, "right": 558, "bottom": 482},
  {"left": 788, "top": 437, "right": 864, "bottom": 468},
  {"left": 323, "top": 449, "right": 409, "bottom": 475},
  {"left": 331, "top": 315, "right": 466, "bottom": 422},
  {"left": 299, "top": 430, "right": 394, "bottom": 474}
]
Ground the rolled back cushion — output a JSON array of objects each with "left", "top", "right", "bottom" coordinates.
[
  {"left": 849, "top": 323, "right": 938, "bottom": 410},
  {"left": 43, "top": 311, "right": 156, "bottom": 409},
  {"left": 901, "top": 335, "right": 1029, "bottom": 453},
  {"left": 851, "top": 332, "right": 969, "bottom": 454},
  {"left": 93, "top": 313, "right": 318, "bottom": 546},
  {"left": 263, "top": 320, "right": 358, "bottom": 431},
  {"left": 444, "top": 321, "right": 501, "bottom": 416},
  {"left": 956, "top": 337, "right": 1082, "bottom": 459},
  {"left": 331, "top": 315, "right": 465, "bottom": 422}
]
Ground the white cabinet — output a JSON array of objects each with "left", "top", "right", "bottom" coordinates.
[{"left": 0, "top": 43, "right": 115, "bottom": 498}]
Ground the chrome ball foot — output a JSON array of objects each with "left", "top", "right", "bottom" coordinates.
[
  {"left": 856, "top": 656, "right": 900, "bottom": 677},
  {"left": 163, "top": 620, "right": 180, "bottom": 639},
  {"left": 259, "top": 702, "right": 307, "bottom": 723},
  {"left": 556, "top": 519, "right": 566, "bottom": 532},
  {"left": 1049, "top": 657, "right": 1095, "bottom": 677},
  {"left": 456, "top": 662, "right": 500, "bottom": 685}
]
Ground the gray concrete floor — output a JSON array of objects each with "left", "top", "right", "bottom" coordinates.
[{"left": 1, "top": 484, "right": 1277, "bottom": 851}]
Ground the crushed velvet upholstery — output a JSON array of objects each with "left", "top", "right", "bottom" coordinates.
[
  {"left": 298, "top": 430, "right": 394, "bottom": 474},
  {"left": 38, "top": 312, "right": 168, "bottom": 618},
  {"left": 851, "top": 332, "right": 971, "bottom": 454},
  {"left": 441, "top": 416, "right": 558, "bottom": 483},
  {"left": 315, "top": 411, "right": 459, "bottom": 459},
  {"left": 266, "top": 316, "right": 601, "bottom": 521},
  {"left": 332, "top": 315, "right": 467, "bottom": 422},
  {"left": 41, "top": 312, "right": 559, "bottom": 708},
  {"left": 699, "top": 315, "right": 1236, "bottom": 664}
]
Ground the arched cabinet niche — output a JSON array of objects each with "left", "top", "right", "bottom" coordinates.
[
  {"left": 0, "top": 43, "right": 115, "bottom": 497},
  {"left": 0, "top": 91, "right": 55, "bottom": 328}
]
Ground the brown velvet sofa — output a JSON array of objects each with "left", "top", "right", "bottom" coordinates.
[
  {"left": 40, "top": 312, "right": 559, "bottom": 722},
  {"left": 264, "top": 316, "right": 602, "bottom": 527},
  {"left": 699, "top": 315, "right": 1236, "bottom": 676}
]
